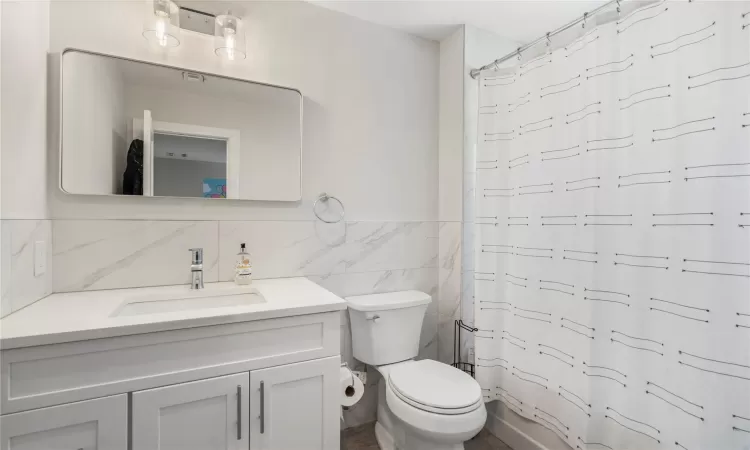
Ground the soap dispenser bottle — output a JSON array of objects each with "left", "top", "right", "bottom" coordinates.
[{"left": 234, "top": 243, "right": 253, "bottom": 285}]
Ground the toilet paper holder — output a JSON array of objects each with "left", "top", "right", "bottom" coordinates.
[
  {"left": 340, "top": 362, "right": 365, "bottom": 413},
  {"left": 341, "top": 362, "right": 360, "bottom": 399}
]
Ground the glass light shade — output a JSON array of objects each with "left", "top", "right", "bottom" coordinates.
[
  {"left": 214, "top": 14, "right": 247, "bottom": 61},
  {"left": 143, "top": 0, "right": 180, "bottom": 48}
]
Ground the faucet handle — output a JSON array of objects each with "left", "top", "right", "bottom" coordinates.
[{"left": 189, "top": 248, "right": 203, "bottom": 265}]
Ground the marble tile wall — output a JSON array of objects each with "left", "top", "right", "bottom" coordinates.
[
  {"left": 49, "top": 218, "right": 441, "bottom": 429},
  {"left": 1, "top": 218, "right": 462, "bottom": 425},
  {"left": 0, "top": 220, "right": 53, "bottom": 318},
  {"left": 52, "top": 220, "right": 220, "bottom": 292},
  {"left": 437, "top": 222, "right": 462, "bottom": 364},
  {"left": 52, "top": 220, "right": 438, "bottom": 291},
  {"left": 216, "top": 221, "right": 438, "bottom": 281},
  {"left": 1, "top": 217, "right": 455, "bottom": 427}
]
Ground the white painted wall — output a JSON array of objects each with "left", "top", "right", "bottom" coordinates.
[
  {"left": 0, "top": 2, "right": 53, "bottom": 318},
  {"left": 1, "top": 1, "right": 49, "bottom": 219},
  {"left": 1, "top": 1, "right": 3, "bottom": 316},
  {"left": 48, "top": 0, "right": 438, "bottom": 222},
  {"left": 436, "top": 26, "right": 465, "bottom": 364},
  {"left": 438, "top": 27, "right": 464, "bottom": 224},
  {"left": 62, "top": 51, "right": 126, "bottom": 195}
]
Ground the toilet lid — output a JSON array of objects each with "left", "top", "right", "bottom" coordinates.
[{"left": 388, "top": 360, "right": 482, "bottom": 412}]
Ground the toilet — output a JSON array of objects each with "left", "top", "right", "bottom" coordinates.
[{"left": 346, "top": 291, "right": 487, "bottom": 450}]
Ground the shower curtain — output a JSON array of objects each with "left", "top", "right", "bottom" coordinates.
[{"left": 473, "top": 2, "right": 750, "bottom": 449}]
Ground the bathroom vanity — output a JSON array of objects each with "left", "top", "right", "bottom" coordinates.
[{"left": 0, "top": 278, "right": 345, "bottom": 450}]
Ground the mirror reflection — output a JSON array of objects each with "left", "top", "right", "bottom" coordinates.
[{"left": 61, "top": 50, "right": 302, "bottom": 201}]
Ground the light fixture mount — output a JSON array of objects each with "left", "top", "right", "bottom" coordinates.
[{"left": 178, "top": 7, "right": 215, "bottom": 36}]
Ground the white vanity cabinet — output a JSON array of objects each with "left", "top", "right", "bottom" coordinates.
[
  {"left": 0, "top": 304, "right": 343, "bottom": 450},
  {"left": 0, "top": 394, "right": 128, "bottom": 450}
]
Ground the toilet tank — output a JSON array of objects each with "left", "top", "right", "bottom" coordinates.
[{"left": 346, "top": 291, "right": 431, "bottom": 366}]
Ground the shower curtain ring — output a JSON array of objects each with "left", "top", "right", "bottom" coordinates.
[
  {"left": 616, "top": 0, "right": 621, "bottom": 15},
  {"left": 582, "top": 12, "right": 588, "bottom": 28},
  {"left": 516, "top": 47, "right": 522, "bottom": 60}
]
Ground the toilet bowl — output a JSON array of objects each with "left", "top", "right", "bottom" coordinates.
[
  {"left": 374, "top": 359, "right": 487, "bottom": 450},
  {"left": 346, "top": 291, "right": 487, "bottom": 450}
]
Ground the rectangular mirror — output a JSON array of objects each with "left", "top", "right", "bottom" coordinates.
[{"left": 60, "top": 49, "right": 302, "bottom": 201}]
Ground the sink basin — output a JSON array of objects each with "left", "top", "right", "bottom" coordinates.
[{"left": 112, "top": 286, "right": 265, "bottom": 317}]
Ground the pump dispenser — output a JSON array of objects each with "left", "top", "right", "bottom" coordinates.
[{"left": 234, "top": 243, "right": 252, "bottom": 285}]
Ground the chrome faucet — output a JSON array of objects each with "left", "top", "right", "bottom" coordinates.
[{"left": 189, "top": 248, "right": 204, "bottom": 289}]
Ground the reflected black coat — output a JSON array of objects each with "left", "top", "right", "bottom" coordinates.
[{"left": 122, "top": 139, "right": 144, "bottom": 195}]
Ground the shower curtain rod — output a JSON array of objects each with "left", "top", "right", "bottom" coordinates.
[{"left": 469, "top": 0, "right": 620, "bottom": 79}]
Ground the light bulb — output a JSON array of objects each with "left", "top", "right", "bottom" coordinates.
[
  {"left": 224, "top": 28, "right": 236, "bottom": 60},
  {"left": 155, "top": 14, "right": 169, "bottom": 47}
]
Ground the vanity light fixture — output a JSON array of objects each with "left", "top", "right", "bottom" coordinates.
[
  {"left": 142, "top": 2, "right": 246, "bottom": 60},
  {"left": 143, "top": 0, "right": 180, "bottom": 48},
  {"left": 214, "top": 13, "right": 247, "bottom": 61}
]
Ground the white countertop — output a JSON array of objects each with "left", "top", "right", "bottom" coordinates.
[{"left": 0, "top": 278, "right": 346, "bottom": 350}]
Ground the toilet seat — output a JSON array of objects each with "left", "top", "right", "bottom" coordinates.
[
  {"left": 386, "top": 360, "right": 483, "bottom": 415},
  {"left": 383, "top": 374, "right": 487, "bottom": 441}
]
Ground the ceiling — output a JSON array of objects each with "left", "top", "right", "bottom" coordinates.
[{"left": 309, "top": 0, "right": 606, "bottom": 43}]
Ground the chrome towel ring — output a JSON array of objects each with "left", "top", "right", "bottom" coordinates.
[{"left": 313, "top": 193, "right": 345, "bottom": 223}]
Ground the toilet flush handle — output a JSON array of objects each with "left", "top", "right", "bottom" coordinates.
[{"left": 367, "top": 314, "right": 381, "bottom": 323}]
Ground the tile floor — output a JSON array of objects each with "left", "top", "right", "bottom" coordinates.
[{"left": 341, "top": 423, "right": 513, "bottom": 450}]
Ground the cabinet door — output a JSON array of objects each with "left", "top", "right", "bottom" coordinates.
[
  {"left": 250, "top": 356, "right": 340, "bottom": 450},
  {"left": 0, "top": 394, "right": 127, "bottom": 450},
  {"left": 142, "top": 109, "right": 154, "bottom": 196},
  {"left": 132, "top": 373, "right": 249, "bottom": 450}
]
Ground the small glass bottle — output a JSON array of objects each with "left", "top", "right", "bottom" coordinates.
[{"left": 234, "top": 243, "right": 253, "bottom": 285}]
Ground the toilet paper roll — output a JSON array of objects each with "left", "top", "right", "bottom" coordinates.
[{"left": 340, "top": 366, "right": 364, "bottom": 407}]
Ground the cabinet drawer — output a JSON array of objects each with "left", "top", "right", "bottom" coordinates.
[
  {"left": 1, "top": 312, "right": 339, "bottom": 414},
  {"left": 0, "top": 394, "right": 127, "bottom": 450}
]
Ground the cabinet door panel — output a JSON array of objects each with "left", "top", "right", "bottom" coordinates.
[
  {"left": 0, "top": 394, "right": 127, "bottom": 450},
  {"left": 250, "top": 356, "right": 340, "bottom": 450},
  {"left": 132, "top": 372, "right": 249, "bottom": 450}
]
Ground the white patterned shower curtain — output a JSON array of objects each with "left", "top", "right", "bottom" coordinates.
[{"left": 473, "top": 2, "right": 750, "bottom": 449}]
